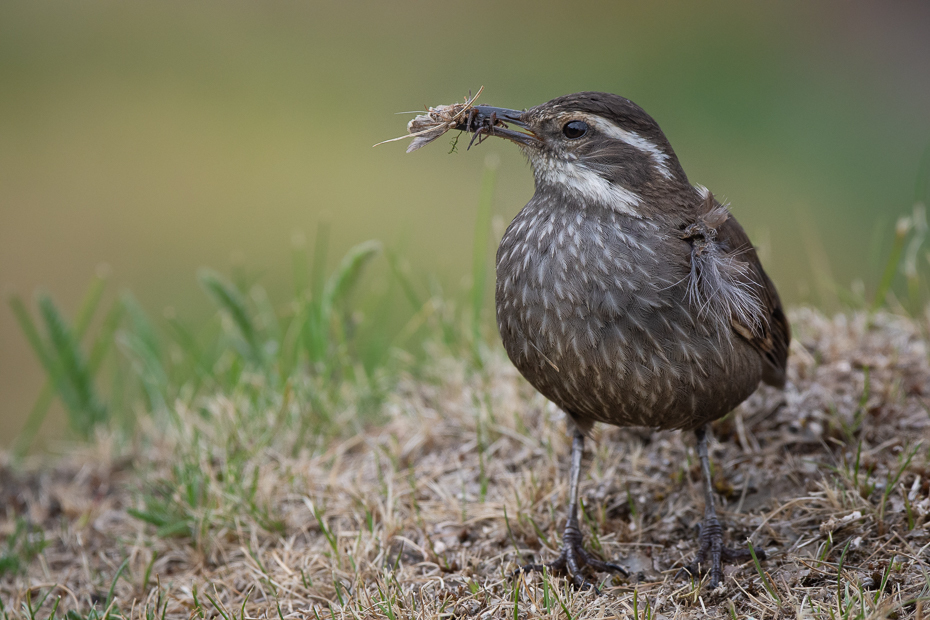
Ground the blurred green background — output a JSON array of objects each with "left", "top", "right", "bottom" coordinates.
[{"left": 2, "top": 1, "right": 929, "bottom": 446}]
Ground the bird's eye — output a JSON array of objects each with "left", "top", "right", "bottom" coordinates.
[{"left": 562, "top": 121, "right": 588, "bottom": 139}]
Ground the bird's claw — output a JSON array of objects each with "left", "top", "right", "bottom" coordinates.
[
  {"left": 513, "top": 529, "right": 628, "bottom": 592},
  {"left": 678, "top": 517, "right": 764, "bottom": 588}
]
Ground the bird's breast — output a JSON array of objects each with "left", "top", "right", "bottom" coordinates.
[{"left": 494, "top": 196, "right": 762, "bottom": 430}]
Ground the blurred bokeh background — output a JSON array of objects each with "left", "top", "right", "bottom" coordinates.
[{"left": 2, "top": 1, "right": 929, "bottom": 447}]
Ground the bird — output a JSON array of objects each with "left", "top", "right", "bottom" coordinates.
[{"left": 422, "top": 92, "right": 790, "bottom": 590}]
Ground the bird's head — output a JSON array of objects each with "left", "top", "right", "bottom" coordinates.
[{"left": 463, "top": 92, "right": 693, "bottom": 217}]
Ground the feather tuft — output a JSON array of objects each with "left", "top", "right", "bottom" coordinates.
[{"left": 681, "top": 203, "right": 768, "bottom": 337}]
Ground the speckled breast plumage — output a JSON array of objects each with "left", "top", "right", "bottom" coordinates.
[{"left": 495, "top": 193, "right": 763, "bottom": 431}]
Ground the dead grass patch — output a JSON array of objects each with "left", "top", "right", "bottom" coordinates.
[{"left": 3, "top": 308, "right": 930, "bottom": 619}]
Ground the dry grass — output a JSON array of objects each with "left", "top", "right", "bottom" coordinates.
[{"left": 3, "top": 307, "right": 930, "bottom": 619}]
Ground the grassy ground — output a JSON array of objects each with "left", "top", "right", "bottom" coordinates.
[{"left": 3, "top": 306, "right": 930, "bottom": 619}]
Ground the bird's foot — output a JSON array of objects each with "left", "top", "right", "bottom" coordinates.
[
  {"left": 514, "top": 529, "right": 628, "bottom": 592},
  {"left": 678, "top": 517, "right": 764, "bottom": 588}
]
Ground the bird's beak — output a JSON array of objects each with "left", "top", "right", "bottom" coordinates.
[{"left": 455, "top": 105, "right": 540, "bottom": 147}]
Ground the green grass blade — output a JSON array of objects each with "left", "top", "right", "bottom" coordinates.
[
  {"left": 45, "top": 595, "right": 61, "bottom": 620},
  {"left": 310, "top": 221, "right": 330, "bottom": 304},
  {"left": 122, "top": 293, "right": 162, "bottom": 361},
  {"left": 163, "top": 312, "right": 215, "bottom": 382},
  {"left": 104, "top": 558, "right": 130, "bottom": 610},
  {"left": 38, "top": 293, "right": 107, "bottom": 435},
  {"left": 119, "top": 294, "right": 169, "bottom": 415},
  {"left": 291, "top": 231, "right": 309, "bottom": 300},
  {"left": 119, "top": 332, "right": 167, "bottom": 415},
  {"left": 9, "top": 294, "right": 60, "bottom": 457},
  {"left": 322, "top": 240, "right": 382, "bottom": 320},
  {"left": 301, "top": 297, "right": 326, "bottom": 364},
  {"left": 8, "top": 295, "right": 57, "bottom": 383},
  {"left": 87, "top": 299, "right": 125, "bottom": 375},
  {"left": 201, "top": 590, "right": 229, "bottom": 620},
  {"left": 470, "top": 155, "right": 499, "bottom": 363},
  {"left": 199, "top": 269, "right": 264, "bottom": 365},
  {"left": 250, "top": 285, "right": 281, "bottom": 350},
  {"left": 11, "top": 271, "right": 115, "bottom": 455},
  {"left": 747, "top": 539, "right": 780, "bottom": 605},
  {"left": 836, "top": 538, "right": 851, "bottom": 593},
  {"left": 72, "top": 267, "right": 109, "bottom": 338},
  {"left": 10, "top": 385, "right": 56, "bottom": 459},
  {"left": 385, "top": 248, "right": 423, "bottom": 311},
  {"left": 318, "top": 240, "right": 381, "bottom": 378},
  {"left": 279, "top": 299, "right": 307, "bottom": 378},
  {"left": 871, "top": 215, "right": 910, "bottom": 312}
]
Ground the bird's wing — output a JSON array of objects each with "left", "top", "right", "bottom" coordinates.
[{"left": 711, "top": 208, "right": 790, "bottom": 387}]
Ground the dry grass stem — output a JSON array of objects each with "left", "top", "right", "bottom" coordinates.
[{"left": 3, "top": 308, "right": 930, "bottom": 618}]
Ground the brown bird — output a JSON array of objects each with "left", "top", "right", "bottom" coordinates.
[{"left": 425, "top": 92, "right": 790, "bottom": 589}]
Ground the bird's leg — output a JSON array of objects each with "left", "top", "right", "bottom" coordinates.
[
  {"left": 682, "top": 425, "right": 764, "bottom": 588},
  {"left": 515, "top": 429, "right": 628, "bottom": 590},
  {"left": 467, "top": 111, "right": 495, "bottom": 150},
  {"left": 465, "top": 106, "right": 479, "bottom": 132}
]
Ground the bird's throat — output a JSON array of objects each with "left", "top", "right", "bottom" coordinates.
[{"left": 532, "top": 156, "right": 645, "bottom": 219}]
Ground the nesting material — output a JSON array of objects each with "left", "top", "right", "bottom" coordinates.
[{"left": 375, "top": 86, "right": 497, "bottom": 152}]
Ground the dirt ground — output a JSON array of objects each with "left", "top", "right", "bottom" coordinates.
[{"left": 3, "top": 307, "right": 930, "bottom": 619}]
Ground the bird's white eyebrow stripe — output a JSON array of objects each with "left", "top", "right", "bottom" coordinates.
[{"left": 586, "top": 117, "right": 674, "bottom": 179}]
